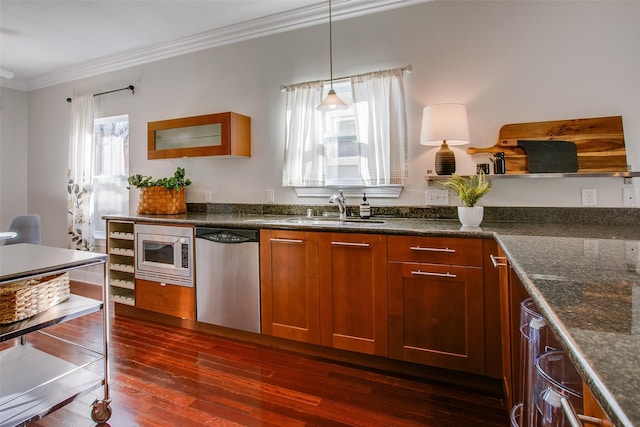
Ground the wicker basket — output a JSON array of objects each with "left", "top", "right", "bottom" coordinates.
[
  {"left": 137, "top": 187, "right": 186, "bottom": 215},
  {"left": 0, "top": 272, "right": 70, "bottom": 324}
]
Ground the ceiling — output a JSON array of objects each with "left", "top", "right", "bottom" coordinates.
[{"left": 0, "top": 0, "right": 430, "bottom": 91}]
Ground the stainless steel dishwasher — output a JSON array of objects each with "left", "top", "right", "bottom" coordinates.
[{"left": 195, "top": 227, "right": 260, "bottom": 333}]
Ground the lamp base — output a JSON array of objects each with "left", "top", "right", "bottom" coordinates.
[{"left": 435, "top": 141, "right": 456, "bottom": 175}]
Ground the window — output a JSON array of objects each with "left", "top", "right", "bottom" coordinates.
[
  {"left": 322, "top": 81, "right": 362, "bottom": 186},
  {"left": 282, "top": 67, "right": 407, "bottom": 197},
  {"left": 93, "top": 115, "right": 129, "bottom": 239}
]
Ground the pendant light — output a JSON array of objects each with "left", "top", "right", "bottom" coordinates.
[{"left": 317, "top": 0, "right": 348, "bottom": 111}]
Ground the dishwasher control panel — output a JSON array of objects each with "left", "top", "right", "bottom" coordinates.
[{"left": 196, "top": 228, "right": 259, "bottom": 244}]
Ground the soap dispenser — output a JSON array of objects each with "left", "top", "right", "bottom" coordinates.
[{"left": 359, "top": 194, "right": 370, "bottom": 219}]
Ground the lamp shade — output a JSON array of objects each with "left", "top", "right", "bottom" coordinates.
[
  {"left": 420, "top": 103, "right": 470, "bottom": 146},
  {"left": 318, "top": 89, "right": 348, "bottom": 111}
]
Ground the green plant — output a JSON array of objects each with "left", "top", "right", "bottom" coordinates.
[
  {"left": 443, "top": 171, "right": 491, "bottom": 207},
  {"left": 127, "top": 167, "right": 192, "bottom": 190}
]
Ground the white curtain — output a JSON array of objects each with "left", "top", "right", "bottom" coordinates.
[
  {"left": 351, "top": 68, "right": 408, "bottom": 185},
  {"left": 282, "top": 80, "right": 325, "bottom": 186},
  {"left": 67, "top": 95, "right": 95, "bottom": 251}
]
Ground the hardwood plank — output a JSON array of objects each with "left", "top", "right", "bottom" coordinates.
[{"left": 27, "top": 284, "right": 509, "bottom": 426}]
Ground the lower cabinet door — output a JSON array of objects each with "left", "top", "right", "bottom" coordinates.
[
  {"left": 135, "top": 279, "right": 195, "bottom": 320},
  {"left": 318, "top": 233, "right": 388, "bottom": 357},
  {"left": 388, "top": 262, "right": 485, "bottom": 374},
  {"left": 260, "top": 230, "right": 320, "bottom": 344}
]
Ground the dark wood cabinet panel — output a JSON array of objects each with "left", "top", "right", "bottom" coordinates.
[
  {"left": 260, "top": 230, "right": 320, "bottom": 344},
  {"left": 388, "top": 261, "right": 485, "bottom": 373},
  {"left": 318, "top": 233, "right": 388, "bottom": 356},
  {"left": 483, "top": 239, "right": 504, "bottom": 380},
  {"left": 388, "top": 235, "right": 483, "bottom": 266},
  {"left": 135, "top": 278, "right": 195, "bottom": 320}
]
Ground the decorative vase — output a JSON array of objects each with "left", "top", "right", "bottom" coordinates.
[{"left": 457, "top": 206, "right": 484, "bottom": 227}]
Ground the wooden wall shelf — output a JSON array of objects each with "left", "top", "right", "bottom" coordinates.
[{"left": 426, "top": 171, "right": 640, "bottom": 184}]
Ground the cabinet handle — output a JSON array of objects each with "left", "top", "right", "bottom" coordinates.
[
  {"left": 331, "top": 241, "right": 370, "bottom": 247},
  {"left": 490, "top": 254, "right": 507, "bottom": 268},
  {"left": 411, "top": 270, "right": 457, "bottom": 278},
  {"left": 270, "top": 238, "right": 303, "bottom": 243},
  {"left": 410, "top": 246, "right": 455, "bottom": 253}
]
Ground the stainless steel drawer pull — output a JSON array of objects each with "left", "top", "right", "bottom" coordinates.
[
  {"left": 270, "top": 238, "right": 303, "bottom": 243},
  {"left": 490, "top": 254, "right": 507, "bottom": 268},
  {"left": 331, "top": 241, "right": 370, "bottom": 247},
  {"left": 411, "top": 270, "right": 457, "bottom": 278},
  {"left": 410, "top": 246, "right": 455, "bottom": 253}
]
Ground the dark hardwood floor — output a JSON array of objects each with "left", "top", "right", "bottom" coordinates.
[{"left": 19, "top": 284, "right": 508, "bottom": 426}]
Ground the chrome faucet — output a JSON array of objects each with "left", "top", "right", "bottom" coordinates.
[{"left": 329, "top": 190, "right": 347, "bottom": 220}]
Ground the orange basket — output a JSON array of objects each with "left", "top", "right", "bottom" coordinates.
[{"left": 137, "top": 187, "right": 186, "bottom": 215}]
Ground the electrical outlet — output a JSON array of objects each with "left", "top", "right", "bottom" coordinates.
[
  {"left": 426, "top": 190, "right": 449, "bottom": 206},
  {"left": 583, "top": 239, "right": 599, "bottom": 258},
  {"left": 625, "top": 241, "right": 639, "bottom": 262},
  {"left": 581, "top": 188, "right": 597, "bottom": 206},
  {"left": 266, "top": 189, "right": 275, "bottom": 203},
  {"left": 623, "top": 188, "right": 638, "bottom": 207},
  {"left": 205, "top": 190, "right": 212, "bottom": 202}
]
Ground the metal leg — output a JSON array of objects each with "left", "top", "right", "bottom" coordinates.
[{"left": 91, "top": 261, "right": 112, "bottom": 423}]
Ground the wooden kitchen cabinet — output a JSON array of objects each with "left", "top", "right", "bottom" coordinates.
[
  {"left": 582, "top": 385, "right": 613, "bottom": 427},
  {"left": 387, "top": 235, "right": 486, "bottom": 374},
  {"left": 135, "top": 278, "right": 195, "bottom": 320},
  {"left": 318, "top": 233, "right": 388, "bottom": 356},
  {"left": 260, "top": 230, "right": 320, "bottom": 344},
  {"left": 494, "top": 245, "right": 535, "bottom": 410},
  {"left": 148, "top": 112, "right": 251, "bottom": 159},
  {"left": 260, "top": 230, "right": 387, "bottom": 355}
]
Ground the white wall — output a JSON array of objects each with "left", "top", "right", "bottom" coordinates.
[
  {"left": 0, "top": 87, "right": 28, "bottom": 230},
  {"left": 14, "top": 1, "right": 640, "bottom": 246}
]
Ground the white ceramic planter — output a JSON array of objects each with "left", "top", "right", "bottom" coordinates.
[{"left": 457, "top": 206, "right": 484, "bottom": 227}]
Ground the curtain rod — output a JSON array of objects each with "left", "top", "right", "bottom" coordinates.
[
  {"left": 280, "top": 65, "right": 412, "bottom": 92},
  {"left": 66, "top": 85, "right": 135, "bottom": 103}
]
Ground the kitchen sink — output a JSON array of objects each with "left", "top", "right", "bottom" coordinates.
[{"left": 279, "top": 216, "right": 386, "bottom": 225}]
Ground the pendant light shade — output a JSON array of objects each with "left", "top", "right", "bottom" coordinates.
[
  {"left": 317, "top": 0, "right": 347, "bottom": 111},
  {"left": 318, "top": 89, "right": 348, "bottom": 111}
]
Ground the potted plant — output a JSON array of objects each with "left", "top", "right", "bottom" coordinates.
[
  {"left": 127, "top": 167, "right": 192, "bottom": 214},
  {"left": 444, "top": 171, "right": 491, "bottom": 226}
]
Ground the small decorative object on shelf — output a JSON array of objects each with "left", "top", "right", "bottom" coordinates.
[
  {"left": 444, "top": 171, "right": 491, "bottom": 227},
  {"left": 127, "top": 167, "right": 191, "bottom": 214}
]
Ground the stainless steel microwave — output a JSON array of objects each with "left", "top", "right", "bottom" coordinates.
[{"left": 135, "top": 223, "right": 194, "bottom": 287}]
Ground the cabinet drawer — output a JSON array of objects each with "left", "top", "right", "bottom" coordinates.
[
  {"left": 388, "top": 235, "right": 483, "bottom": 266},
  {"left": 135, "top": 279, "right": 195, "bottom": 320}
]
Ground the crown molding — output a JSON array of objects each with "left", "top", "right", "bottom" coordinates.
[{"left": 19, "top": 0, "right": 430, "bottom": 91}]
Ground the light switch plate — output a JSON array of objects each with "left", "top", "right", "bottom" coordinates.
[{"left": 266, "top": 189, "right": 275, "bottom": 203}]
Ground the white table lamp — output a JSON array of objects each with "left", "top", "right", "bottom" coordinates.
[{"left": 420, "top": 104, "right": 470, "bottom": 175}]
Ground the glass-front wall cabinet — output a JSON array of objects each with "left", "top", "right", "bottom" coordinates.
[{"left": 148, "top": 112, "right": 250, "bottom": 159}]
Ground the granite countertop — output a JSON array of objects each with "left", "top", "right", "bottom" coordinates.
[{"left": 106, "top": 211, "right": 639, "bottom": 426}]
